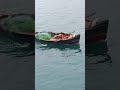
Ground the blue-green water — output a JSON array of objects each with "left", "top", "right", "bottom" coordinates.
[{"left": 35, "top": 0, "right": 85, "bottom": 90}]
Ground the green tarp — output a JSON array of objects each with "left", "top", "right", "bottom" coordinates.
[{"left": 36, "top": 33, "right": 51, "bottom": 40}]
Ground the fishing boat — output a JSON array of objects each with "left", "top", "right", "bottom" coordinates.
[
  {"left": 86, "top": 13, "right": 109, "bottom": 43},
  {"left": 0, "top": 12, "right": 35, "bottom": 37},
  {"left": 35, "top": 32, "right": 80, "bottom": 45}
]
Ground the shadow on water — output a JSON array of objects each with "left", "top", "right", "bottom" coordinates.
[
  {"left": 0, "top": 32, "right": 35, "bottom": 57},
  {"left": 36, "top": 40, "right": 81, "bottom": 52},
  {"left": 86, "top": 41, "right": 112, "bottom": 65}
]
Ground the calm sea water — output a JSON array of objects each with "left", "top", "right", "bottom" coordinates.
[{"left": 35, "top": 0, "right": 85, "bottom": 90}]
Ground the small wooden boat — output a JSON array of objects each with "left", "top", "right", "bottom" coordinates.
[
  {"left": 85, "top": 13, "right": 109, "bottom": 43},
  {"left": 0, "top": 12, "right": 35, "bottom": 37},
  {"left": 35, "top": 32, "right": 80, "bottom": 45}
]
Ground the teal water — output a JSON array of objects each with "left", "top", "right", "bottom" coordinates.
[{"left": 35, "top": 0, "right": 85, "bottom": 90}]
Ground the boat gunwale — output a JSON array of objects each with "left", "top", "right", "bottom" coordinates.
[{"left": 35, "top": 32, "right": 80, "bottom": 42}]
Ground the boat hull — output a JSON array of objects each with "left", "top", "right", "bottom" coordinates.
[
  {"left": 86, "top": 20, "right": 109, "bottom": 43},
  {"left": 35, "top": 32, "right": 80, "bottom": 45}
]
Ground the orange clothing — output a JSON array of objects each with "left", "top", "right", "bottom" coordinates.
[{"left": 60, "top": 34, "right": 67, "bottom": 39}]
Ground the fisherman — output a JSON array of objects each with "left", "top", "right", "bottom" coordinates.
[
  {"left": 53, "top": 33, "right": 67, "bottom": 40},
  {"left": 59, "top": 33, "right": 67, "bottom": 39}
]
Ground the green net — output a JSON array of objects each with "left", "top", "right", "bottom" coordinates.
[
  {"left": 36, "top": 33, "right": 51, "bottom": 40},
  {"left": 3, "top": 15, "right": 35, "bottom": 33}
]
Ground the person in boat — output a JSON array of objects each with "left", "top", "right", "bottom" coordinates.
[
  {"left": 50, "top": 33, "right": 70, "bottom": 41},
  {"left": 53, "top": 33, "right": 67, "bottom": 39}
]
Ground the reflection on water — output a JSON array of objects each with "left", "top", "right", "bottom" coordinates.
[
  {"left": 36, "top": 41, "right": 81, "bottom": 51},
  {"left": 35, "top": 41, "right": 81, "bottom": 58},
  {"left": 86, "top": 41, "right": 112, "bottom": 69},
  {"left": 0, "top": 32, "right": 34, "bottom": 57}
]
